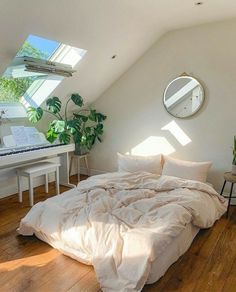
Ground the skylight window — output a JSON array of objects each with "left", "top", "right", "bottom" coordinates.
[{"left": 0, "top": 35, "right": 86, "bottom": 117}]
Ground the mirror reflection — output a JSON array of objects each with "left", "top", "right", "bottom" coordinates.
[{"left": 163, "top": 76, "right": 204, "bottom": 118}]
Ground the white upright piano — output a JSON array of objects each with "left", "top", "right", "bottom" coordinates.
[{"left": 0, "top": 127, "right": 75, "bottom": 188}]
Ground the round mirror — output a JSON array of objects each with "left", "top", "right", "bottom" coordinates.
[{"left": 163, "top": 75, "right": 204, "bottom": 118}]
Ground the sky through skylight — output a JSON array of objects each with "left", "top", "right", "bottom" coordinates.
[{"left": 17, "top": 35, "right": 61, "bottom": 60}]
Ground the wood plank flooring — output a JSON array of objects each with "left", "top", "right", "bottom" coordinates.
[{"left": 0, "top": 175, "right": 236, "bottom": 292}]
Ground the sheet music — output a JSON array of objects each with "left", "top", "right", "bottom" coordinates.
[
  {"left": 24, "top": 127, "right": 42, "bottom": 145},
  {"left": 11, "top": 126, "right": 27, "bottom": 146},
  {"left": 11, "top": 126, "right": 43, "bottom": 146}
]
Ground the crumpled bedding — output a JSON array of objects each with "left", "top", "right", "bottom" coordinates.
[{"left": 18, "top": 172, "right": 227, "bottom": 292}]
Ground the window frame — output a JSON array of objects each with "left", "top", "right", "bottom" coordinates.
[{"left": 0, "top": 38, "right": 86, "bottom": 118}]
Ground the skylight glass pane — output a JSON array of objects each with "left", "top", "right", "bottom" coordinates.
[
  {"left": 0, "top": 34, "right": 61, "bottom": 104},
  {"left": 0, "top": 34, "right": 86, "bottom": 109},
  {"left": 17, "top": 34, "right": 61, "bottom": 60}
]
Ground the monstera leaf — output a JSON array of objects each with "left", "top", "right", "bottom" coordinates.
[
  {"left": 84, "top": 127, "right": 92, "bottom": 134},
  {"left": 46, "top": 96, "right": 61, "bottom": 113},
  {"left": 71, "top": 93, "right": 83, "bottom": 107},
  {"left": 94, "top": 123, "right": 104, "bottom": 135},
  {"left": 95, "top": 113, "right": 107, "bottom": 123},
  {"left": 73, "top": 113, "right": 88, "bottom": 122},
  {"left": 50, "top": 120, "right": 65, "bottom": 133},
  {"left": 86, "top": 134, "right": 96, "bottom": 149},
  {"left": 46, "top": 128, "right": 58, "bottom": 143},
  {"left": 27, "top": 107, "right": 43, "bottom": 123},
  {"left": 59, "top": 132, "right": 70, "bottom": 144},
  {"left": 73, "top": 131, "right": 82, "bottom": 143},
  {"left": 67, "top": 119, "right": 81, "bottom": 134},
  {"left": 88, "top": 110, "right": 106, "bottom": 123},
  {"left": 88, "top": 109, "right": 96, "bottom": 122}
]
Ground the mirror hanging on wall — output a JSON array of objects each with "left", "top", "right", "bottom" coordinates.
[{"left": 163, "top": 74, "right": 205, "bottom": 118}]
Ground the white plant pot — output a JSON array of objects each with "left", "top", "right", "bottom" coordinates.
[{"left": 232, "top": 164, "right": 236, "bottom": 175}]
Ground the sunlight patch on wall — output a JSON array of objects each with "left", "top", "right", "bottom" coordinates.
[
  {"left": 130, "top": 136, "right": 175, "bottom": 156},
  {"left": 161, "top": 120, "right": 191, "bottom": 146}
]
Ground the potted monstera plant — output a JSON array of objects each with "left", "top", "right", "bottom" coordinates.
[
  {"left": 27, "top": 93, "right": 107, "bottom": 155},
  {"left": 232, "top": 135, "right": 236, "bottom": 175}
]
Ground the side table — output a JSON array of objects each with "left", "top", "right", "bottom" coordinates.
[
  {"left": 220, "top": 172, "right": 236, "bottom": 217},
  {"left": 69, "top": 154, "right": 90, "bottom": 183}
]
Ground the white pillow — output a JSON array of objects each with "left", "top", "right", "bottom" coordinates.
[
  {"left": 162, "top": 156, "right": 212, "bottom": 182},
  {"left": 117, "top": 153, "right": 162, "bottom": 175}
]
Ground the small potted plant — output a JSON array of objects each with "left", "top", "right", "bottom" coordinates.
[
  {"left": 232, "top": 135, "right": 236, "bottom": 175},
  {"left": 27, "top": 93, "right": 107, "bottom": 155}
]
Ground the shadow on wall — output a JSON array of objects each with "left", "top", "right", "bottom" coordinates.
[{"left": 126, "top": 120, "right": 191, "bottom": 156}]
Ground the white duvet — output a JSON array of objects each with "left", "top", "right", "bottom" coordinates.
[{"left": 18, "top": 172, "right": 227, "bottom": 292}]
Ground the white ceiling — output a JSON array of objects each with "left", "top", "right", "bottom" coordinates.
[{"left": 0, "top": 0, "right": 236, "bottom": 104}]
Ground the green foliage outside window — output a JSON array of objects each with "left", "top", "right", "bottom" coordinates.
[
  {"left": 17, "top": 41, "right": 48, "bottom": 59},
  {"left": 0, "top": 78, "right": 35, "bottom": 103},
  {"left": 0, "top": 42, "right": 47, "bottom": 103}
]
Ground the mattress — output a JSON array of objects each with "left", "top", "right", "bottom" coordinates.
[{"left": 146, "top": 223, "right": 199, "bottom": 284}]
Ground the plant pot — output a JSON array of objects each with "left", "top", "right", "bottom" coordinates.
[
  {"left": 232, "top": 164, "right": 236, "bottom": 175},
  {"left": 74, "top": 143, "right": 89, "bottom": 156}
]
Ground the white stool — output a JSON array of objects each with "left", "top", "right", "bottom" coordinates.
[
  {"left": 69, "top": 154, "right": 90, "bottom": 182},
  {"left": 16, "top": 161, "right": 61, "bottom": 206}
]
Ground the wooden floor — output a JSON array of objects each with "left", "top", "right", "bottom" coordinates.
[{"left": 0, "top": 176, "right": 236, "bottom": 292}]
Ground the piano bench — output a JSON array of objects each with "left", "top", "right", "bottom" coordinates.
[{"left": 16, "top": 161, "right": 61, "bottom": 206}]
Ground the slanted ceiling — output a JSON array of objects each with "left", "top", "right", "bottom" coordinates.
[{"left": 0, "top": 0, "right": 236, "bottom": 107}]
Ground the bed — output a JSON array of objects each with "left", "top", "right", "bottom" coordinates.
[
  {"left": 18, "top": 171, "right": 227, "bottom": 292},
  {"left": 147, "top": 222, "right": 199, "bottom": 284}
]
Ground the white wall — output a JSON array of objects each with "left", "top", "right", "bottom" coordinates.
[{"left": 90, "top": 18, "right": 236, "bottom": 193}]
